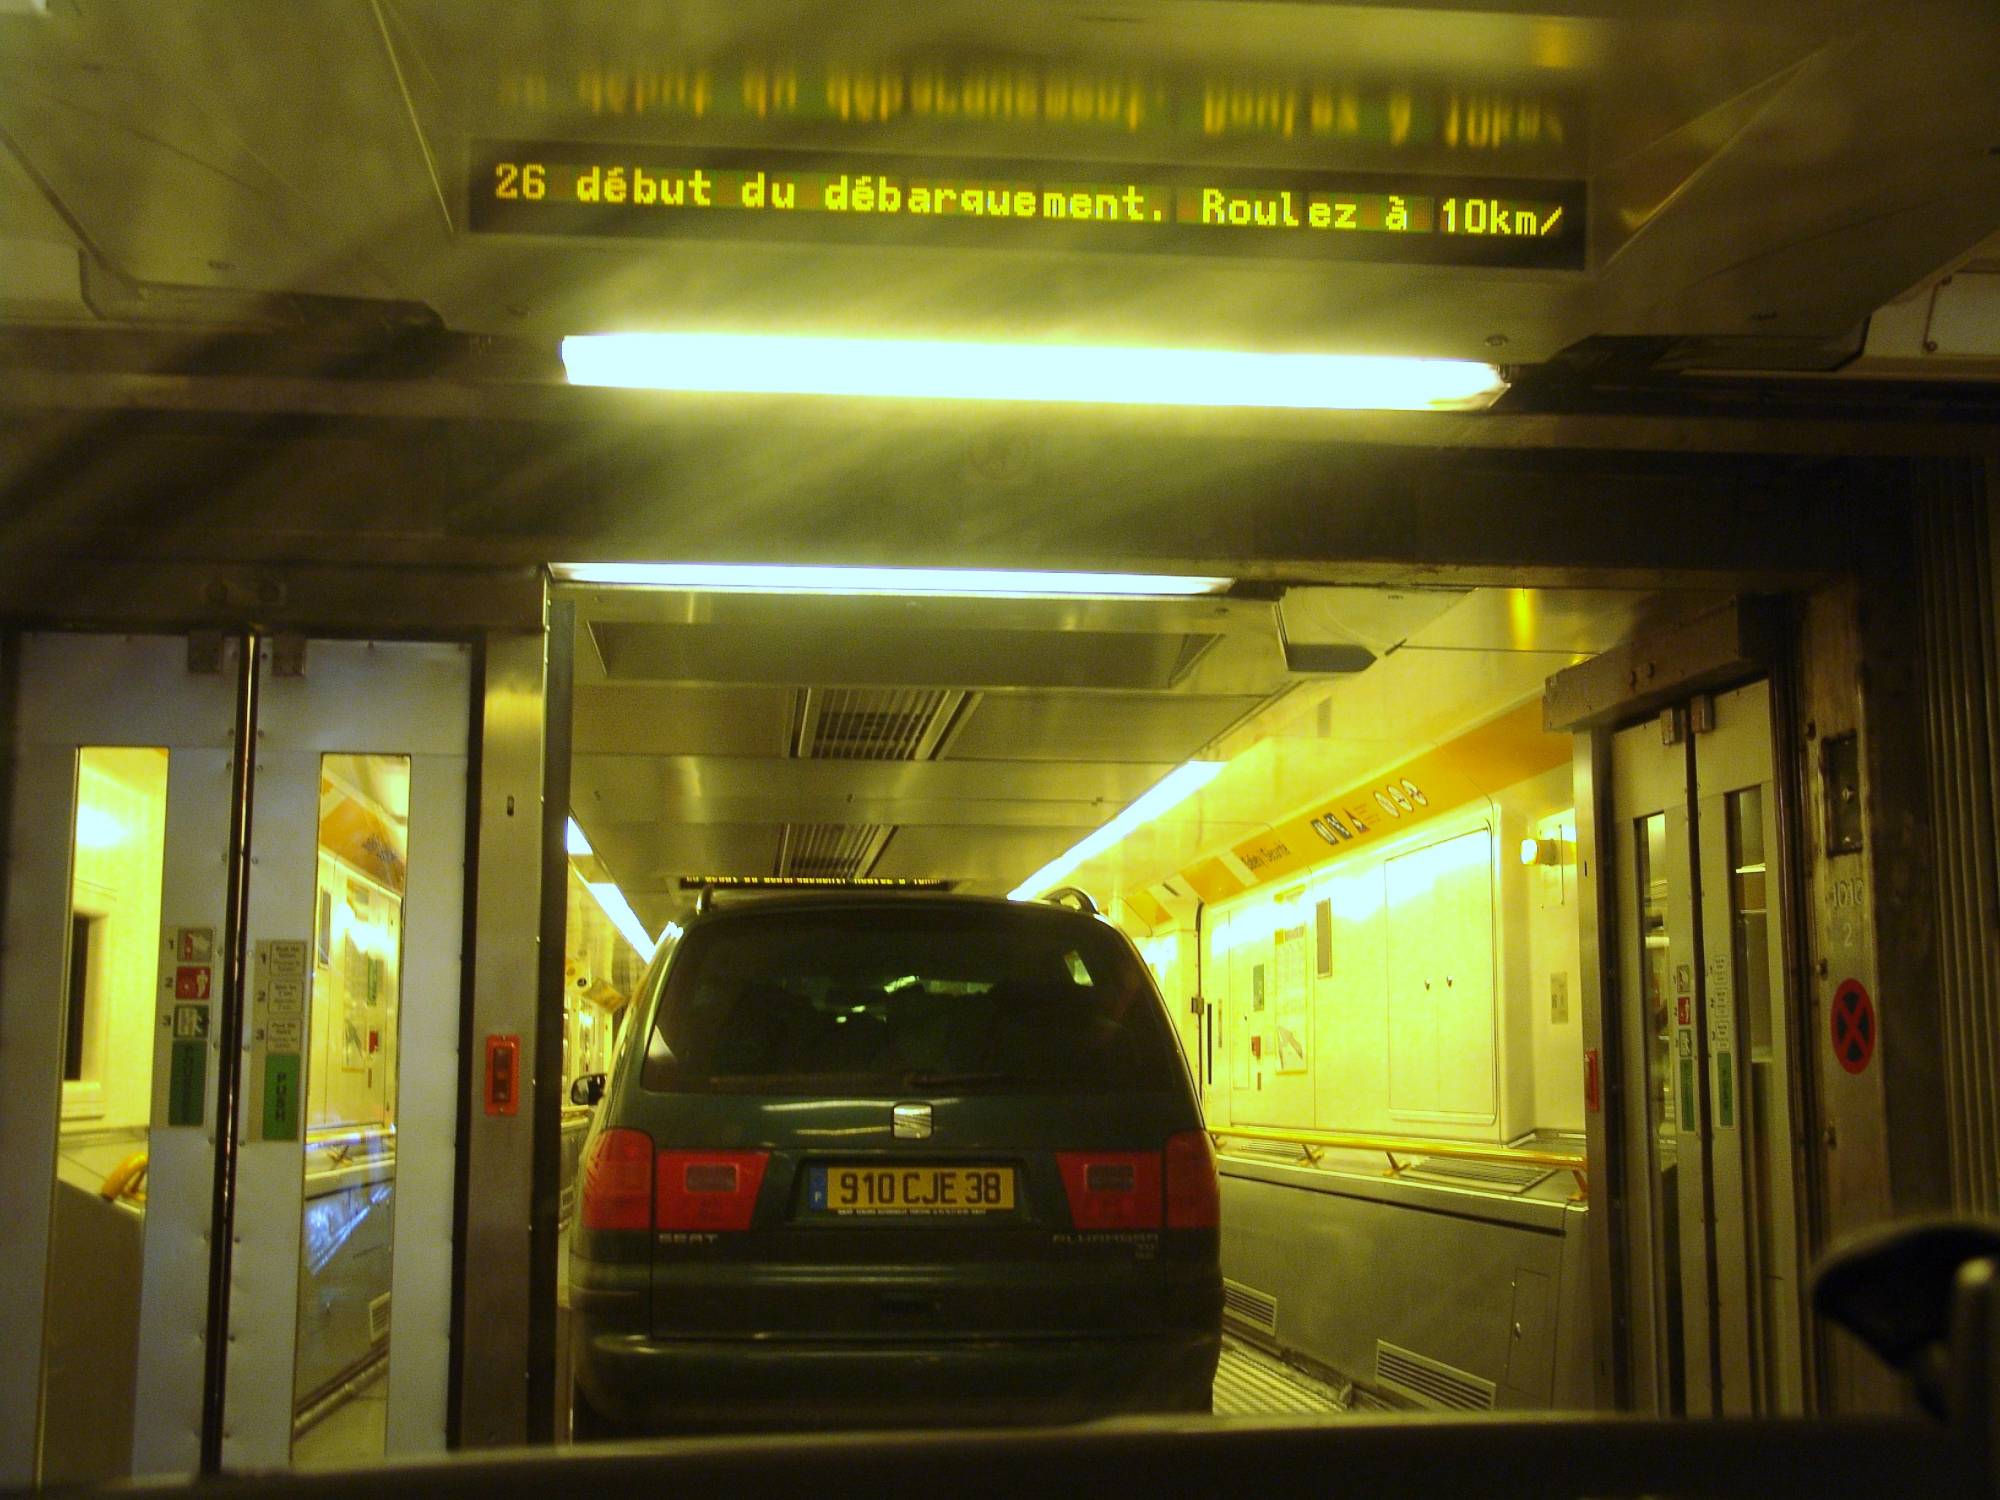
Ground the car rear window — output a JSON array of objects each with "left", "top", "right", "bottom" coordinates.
[{"left": 641, "top": 905, "right": 1185, "bottom": 1094}]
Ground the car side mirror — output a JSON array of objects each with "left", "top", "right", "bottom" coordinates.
[{"left": 570, "top": 1073, "right": 606, "bottom": 1107}]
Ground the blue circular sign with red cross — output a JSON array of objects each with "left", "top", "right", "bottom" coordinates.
[{"left": 1831, "top": 979, "right": 1876, "bottom": 1075}]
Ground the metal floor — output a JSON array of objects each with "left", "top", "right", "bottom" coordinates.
[{"left": 1211, "top": 1335, "right": 1347, "bottom": 1416}]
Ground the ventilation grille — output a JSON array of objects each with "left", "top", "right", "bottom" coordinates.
[
  {"left": 1222, "top": 1278, "right": 1279, "bottom": 1335},
  {"left": 1400, "top": 1158, "right": 1553, "bottom": 1194},
  {"left": 1374, "top": 1341, "right": 1495, "bottom": 1410},
  {"left": 367, "top": 1292, "right": 392, "bottom": 1343},
  {"left": 777, "top": 822, "right": 891, "bottom": 880},
  {"left": 798, "top": 688, "right": 966, "bottom": 761}
]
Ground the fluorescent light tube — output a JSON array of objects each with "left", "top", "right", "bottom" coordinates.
[
  {"left": 1010, "top": 761, "right": 1225, "bottom": 901},
  {"left": 551, "top": 562, "right": 1230, "bottom": 597},
  {"left": 587, "top": 881, "right": 658, "bottom": 962},
  {"left": 562, "top": 334, "right": 1505, "bottom": 411},
  {"left": 566, "top": 817, "right": 593, "bottom": 857}
]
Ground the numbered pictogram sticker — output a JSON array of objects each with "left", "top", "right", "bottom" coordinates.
[{"left": 1830, "top": 979, "right": 1877, "bottom": 1075}]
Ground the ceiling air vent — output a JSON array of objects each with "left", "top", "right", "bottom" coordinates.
[
  {"left": 1223, "top": 1278, "right": 1280, "bottom": 1337},
  {"left": 1374, "top": 1340, "right": 1496, "bottom": 1411},
  {"left": 795, "top": 687, "right": 971, "bottom": 761},
  {"left": 776, "top": 822, "right": 893, "bottom": 880}
]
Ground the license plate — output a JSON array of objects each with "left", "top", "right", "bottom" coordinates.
[{"left": 810, "top": 1165, "right": 1015, "bottom": 1215}]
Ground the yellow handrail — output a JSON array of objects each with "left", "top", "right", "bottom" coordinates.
[
  {"left": 99, "top": 1151, "right": 148, "bottom": 1204},
  {"left": 1210, "top": 1122, "right": 1588, "bottom": 1200}
]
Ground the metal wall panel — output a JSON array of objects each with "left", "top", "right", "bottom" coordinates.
[
  {"left": 0, "top": 730, "right": 78, "bottom": 1484},
  {"left": 384, "top": 748, "right": 470, "bottom": 1452},
  {"left": 131, "top": 746, "right": 235, "bottom": 1477},
  {"left": 1916, "top": 462, "right": 2000, "bottom": 1213},
  {"left": 1217, "top": 1160, "right": 1590, "bottom": 1411},
  {"left": 456, "top": 628, "right": 547, "bottom": 1448}
]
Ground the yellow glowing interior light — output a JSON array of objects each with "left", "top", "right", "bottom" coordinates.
[
  {"left": 561, "top": 334, "right": 1507, "bottom": 411},
  {"left": 73, "top": 804, "right": 127, "bottom": 850},
  {"left": 1010, "top": 761, "right": 1225, "bottom": 901},
  {"left": 566, "top": 817, "right": 593, "bottom": 857},
  {"left": 586, "top": 881, "right": 658, "bottom": 961},
  {"left": 552, "top": 561, "right": 1231, "bottom": 597}
]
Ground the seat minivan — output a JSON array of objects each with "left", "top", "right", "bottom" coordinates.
[{"left": 567, "top": 892, "right": 1221, "bottom": 1436}]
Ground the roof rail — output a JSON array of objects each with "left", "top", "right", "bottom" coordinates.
[{"left": 1039, "top": 886, "right": 1098, "bottom": 916}]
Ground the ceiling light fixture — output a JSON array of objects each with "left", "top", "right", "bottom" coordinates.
[
  {"left": 586, "top": 881, "right": 659, "bottom": 962},
  {"left": 566, "top": 817, "right": 593, "bottom": 858},
  {"left": 1010, "top": 761, "right": 1225, "bottom": 902},
  {"left": 551, "top": 561, "right": 1231, "bottom": 598},
  {"left": 561, "top": 333, "right": 1506, "bottom": 411}
]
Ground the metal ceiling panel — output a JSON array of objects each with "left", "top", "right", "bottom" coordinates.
[
  {"left": 572, "top": 683, "right": 794, "bottom": 756},
  {"left": 864, "top": 823, "right": 1131, "bottom": 895},
  {"left": 570, "top": 753, "right": 1179, "bottom": 826},
  {"left": 589, "top": 620, "right": 1226, "bottom": 690},
  {"left": 943, "top": 691, "right": 1267, "bottom": 763},
  {"left": 1400, "top": 587, "right": 1731, "bottom": 654}
]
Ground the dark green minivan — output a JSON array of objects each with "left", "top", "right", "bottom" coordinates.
[{"left": 567, "top": 893, "right": 1222, "bottom": 1436}]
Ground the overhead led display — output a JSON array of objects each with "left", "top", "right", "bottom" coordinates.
[{"left": 469, "top": 141, "right": 1585, "bottom": 270}]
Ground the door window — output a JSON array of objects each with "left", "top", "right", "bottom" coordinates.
[{"left": 38, "top": 747, "right": 169, "bottom": 1483}]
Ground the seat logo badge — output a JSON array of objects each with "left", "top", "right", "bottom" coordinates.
[{"left": 892, "top": 1102, "right": 933, "bottom": 1140}]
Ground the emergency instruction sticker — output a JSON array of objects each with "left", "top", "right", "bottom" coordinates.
[
  {"left": 159, "top": 925, "right": 216, "bottom": 1128},
  {"left": 250, "top": 939, "right": 309, "bottom": 1142}
]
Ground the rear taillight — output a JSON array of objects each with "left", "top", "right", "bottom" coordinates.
[
  {"left": 656, "top": 1150, "right": 770, "bottom": 1231},
  {"left": 1056, "top": 1151, "right": 1163, "bottom": 1230},
  {"left": 579, "top": 1127, "right": 653, "bottom": 1231},
  {"left": 1164, "top": 1129, "right": 1220, "bottom": 1229}
]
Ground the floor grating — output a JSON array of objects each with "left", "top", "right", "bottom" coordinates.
[{"left": 1211, "top": 1335, "right": 1347, "bottom": 1416}]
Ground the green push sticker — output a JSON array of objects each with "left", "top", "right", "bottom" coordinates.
[
  {"left": 167, "top": 1039, "right": 206, "bottom": 1127},
  {"left": 263, "top": 1052, "right": 301, "bottom": 1141},
  {"left": 1678, "top": 1057, "right": 1697, "bottom": 1128},
  {"left": 1717, "top": 1051, "right": 1735, "bottom": 1130}
]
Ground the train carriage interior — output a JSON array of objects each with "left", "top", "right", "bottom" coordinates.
[{"left": 2, "top": 1, "right": 1999, "bottom": 1495}]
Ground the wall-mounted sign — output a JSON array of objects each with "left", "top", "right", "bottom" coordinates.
[
  {"left": 1830, "top": 978, "right": 1876, "bottom": 1075},
  {"left": 469, "top": 141, "right": 1586, "bottom": 270}
]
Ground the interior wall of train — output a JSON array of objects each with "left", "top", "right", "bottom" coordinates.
[
  {"left": 2, "top": 467, "right": 1996, "bottom": 1481},
  {"left": 1117, "top": 706, "right": 1593, "bottom": 1411}
]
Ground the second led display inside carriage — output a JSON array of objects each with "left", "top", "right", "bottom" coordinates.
[{"left": 471, "top": 141, "right": 1584, "bottom": 269}]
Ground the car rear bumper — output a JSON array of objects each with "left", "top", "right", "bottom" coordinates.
[{"left": 572, "top": 1326, "right": 1221, "bottom": 1434}]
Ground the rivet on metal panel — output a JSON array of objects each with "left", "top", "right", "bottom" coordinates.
[
  {"left": 186, "top": 630, "right": 225, "bottom": 675},
  {"left": 272, "top": 634, "right": 308, "bottom": 678}
]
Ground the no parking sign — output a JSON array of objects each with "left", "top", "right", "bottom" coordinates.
[{"left": 1830, "top": 979, "right": 1876, "bottom": 1075}]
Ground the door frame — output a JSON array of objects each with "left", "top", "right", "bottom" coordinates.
[
  {"left": 1555, "top": 600, "right": 1824, "bottom": 1415},
  {"left": 0, "top": 572, "right": 552, "bottom": 1476}
]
